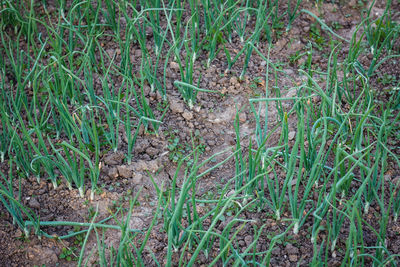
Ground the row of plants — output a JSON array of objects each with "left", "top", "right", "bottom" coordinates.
[{"left": 0, "top": 0, "right": 399, "bottom": 265}]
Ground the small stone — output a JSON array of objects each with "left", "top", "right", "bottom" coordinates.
[
  {"left": 182, "top": 110, "right": 193, "bottom": 120},
  {"left": 288, "top": 131, "right": 296, "bottom": 141},
  {"left": 29, "top": 198, "right": 40, "bottom": 209},
  {"left": 260, "top": 61, "right": 267, "bottom": 67},
  {"left": 117, "top": 165, "right": 133, "bottom": 178}
]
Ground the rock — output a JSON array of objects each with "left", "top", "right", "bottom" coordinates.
[
  {"left": 108, "top": 167, "right": 118, "bottom": 179},
  {"left": 288, "top": 131, "right": 296, "bottom": 141},
  {"left": 117, "top": 165, "right": 133, "bottom": 178},
  {"left": 169, "top": 97, "right": 184, "bottom": 113},
  {"left": 182, "top": 110, "right": 193, "bottom": 120},
  {"left": 27, "top": 245, "right": 58, "bottom": 266},
  {"left": 29, "top": 198, "right": 40, "bottom": 209}
]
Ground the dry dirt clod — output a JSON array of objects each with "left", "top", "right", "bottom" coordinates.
[
  {"left": 288, "top": 131, "right": 296, "bottom": 141},
  {"left": 170, "top": 61, "right": 180, "bottom": 71},
  {"left": 182, "top": 110, "right": 193, "bottom": 120},
  {"left": 117, "top": 165, "right": 133, "bottom": 178},
  {"left": 289, "top": 254, "right": 298, "bottom": 262},
  {"left": 132, "top": 173, "right": 143, "bottom": 185},
  {"left": 169, "top": 97, "right": 184, "bottom": 113},
  {"left": 239, "top": 112, "right": 247, "bottom": 123},
  {"left": 27, "top": 246, "right": 58, "bottom": 266},
  {"left": 28, "top": 198, "right": 40, "bottom": 209},
  {"left": 285, "top": 243, "right": 299, "bottom": 255},
  {"left": 104, "top": 152, "right": 125, "bottom": 165},
  {"left": 108, "top": 167, "right": 118, "bottom": 179}
]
